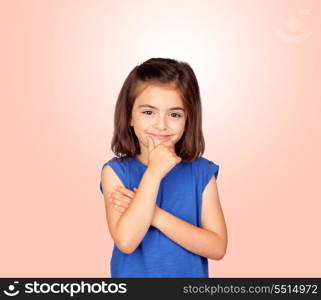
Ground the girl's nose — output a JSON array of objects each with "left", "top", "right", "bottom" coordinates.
[{"left": 155, "top": 116, "right": 167, "bottom": 129}]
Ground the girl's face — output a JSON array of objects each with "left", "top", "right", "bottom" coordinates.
[{"left": 130, "top": 83, "right": 187, "bottom": 152}]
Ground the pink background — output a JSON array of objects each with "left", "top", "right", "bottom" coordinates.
[{"left": 1, "top": 0, "right": 320, "bottom": 277}]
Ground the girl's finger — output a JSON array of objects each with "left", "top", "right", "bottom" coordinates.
[
  {"left": 113, "top": 204, "right": 125, "bottom": 213},
  {"left": 114, "top": 186, "right": 135, "bottom": 198},
  {"left": 111, "top": 199, "right": 129, "bottom": 208},
  {"left": 110, "top": 192, "right": 131, "bottom": 204}
]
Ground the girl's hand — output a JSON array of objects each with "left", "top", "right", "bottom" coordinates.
[
  {"left": 109, "top": 186, "right": 137, "bottom": 213},
  {"left": 146, "top": 135, "right": 182, "bottom": 179},
  {"left": 110, "top": 185, "right": 163, "bottom": 227}
]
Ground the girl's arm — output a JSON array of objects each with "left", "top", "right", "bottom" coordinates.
[
  {"left": 116, "top": 167, "right": 162, "bottom": 254},
  {"left": 152, "top": 176, "right": 228, "bottom": 260}
]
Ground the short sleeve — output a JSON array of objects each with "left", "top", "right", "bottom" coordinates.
[
  {"left": 199, "top": 158, "right": 220, "bottom": 193},
  {"left": 99, "top": 158, "right": 126, "bottom": 194}
]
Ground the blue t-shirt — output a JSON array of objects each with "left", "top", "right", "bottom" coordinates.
[{"left": 99, "top": 156, "right": 219, "bottom": 278}]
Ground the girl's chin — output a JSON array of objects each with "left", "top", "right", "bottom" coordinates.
[{"left": 141, "top": 138, "right": 172, "bottom": 146}]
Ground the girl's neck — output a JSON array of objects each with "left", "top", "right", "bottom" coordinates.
[{"left": 135, "top": 153, "right": 148, "bottom": 166}]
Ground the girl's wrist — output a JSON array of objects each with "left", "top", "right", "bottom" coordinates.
[{"left": 146, "top": 166, "right": 163, "bottom": 181}]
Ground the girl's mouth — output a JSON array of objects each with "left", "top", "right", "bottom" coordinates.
[{"left": 149, "top": 133, "right": 171, "bottom": 139}]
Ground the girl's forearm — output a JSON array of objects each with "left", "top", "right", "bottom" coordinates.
[
  {"left": 116, "top": 167, "right": 162, "bottom": 253},
  {"left": 152, "top": 208, "right": 226, "bottom": 260}
]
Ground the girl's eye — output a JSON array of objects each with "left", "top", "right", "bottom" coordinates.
[
  {"left": 142, "top": 111, "right": 182, "bottom": 118},
  {"left": 142, "top": 111, "right": 153, "bottom": 115},
  {"left": 171, "top": 113, "right": 182, "bottom": 118}
]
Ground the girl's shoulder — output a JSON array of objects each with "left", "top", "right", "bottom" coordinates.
[
  {"left": 108, "top": 156, "right": 131, "bottom": 163},
  {"left": 190, "top": 156, "right": 220, "bottom": 181},
  {"left": 101, "top": 156, "right": 131, "bottom": 172},
  {"left": 191, "top": 156, "right": 218, "bottom": 167}
]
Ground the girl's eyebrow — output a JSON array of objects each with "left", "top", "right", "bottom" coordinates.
[{"left": 138, "top": 104, "right": 185, "bottom": 112}]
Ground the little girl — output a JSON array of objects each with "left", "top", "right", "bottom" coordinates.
[{"left": 100, "top": 58, "right": 228, "bottom": 278}]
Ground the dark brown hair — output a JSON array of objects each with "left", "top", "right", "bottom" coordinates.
[{"left": 110, "top": 57, "right": 205, "bottom": 162}]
